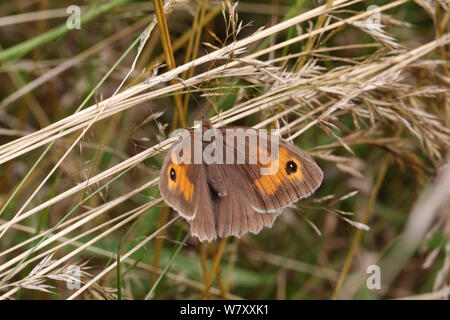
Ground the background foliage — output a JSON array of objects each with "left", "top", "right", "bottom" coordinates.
[{"left": 0, "top": 0, "right": 449, "bottom": 300}]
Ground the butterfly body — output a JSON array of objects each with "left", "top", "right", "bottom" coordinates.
[{"left": 159, "top": 116, "right": 323, "bottom": 242}]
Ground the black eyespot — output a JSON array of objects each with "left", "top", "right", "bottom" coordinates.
[
  {"left": 285, "top": 161, "right": 297, "bottom": 175},
  {"left": 170, "top": 168, "right": 176, "bottom": 181}
]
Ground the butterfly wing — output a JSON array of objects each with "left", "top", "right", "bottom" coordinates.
[
  {"left": 210, "top": 164, "right": 281, "bottom": 238},
  {"left": 159, "top": 134, "right": 217, "bottom": 241},
  {"left": 220, "top": 127, "right": 323, "bottom": 213}
]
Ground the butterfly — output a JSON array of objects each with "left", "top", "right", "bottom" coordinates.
[{"left": 159, "top": 115, "right": 323, "bottom": 242}]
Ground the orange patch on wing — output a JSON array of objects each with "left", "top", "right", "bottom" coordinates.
[
  {"left": 254, "top": 174, "right": 278, "bottom": 195},
  {"left": 167, "top": 164, "right": 194, "bottom": 201},
  {"left": 253, "top": 146, "right": 303, "bottom": 195}
]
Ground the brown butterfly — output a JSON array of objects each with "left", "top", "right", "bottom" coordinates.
[{"left": 159, "top": 115, "right": 323, "bottom": 242}]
